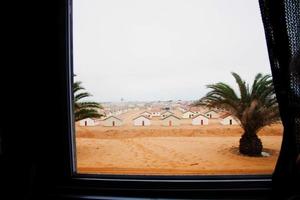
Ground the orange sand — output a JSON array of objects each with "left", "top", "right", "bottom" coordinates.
[{"left": 75, "top": 124, "right": 283, "bottom": 175}]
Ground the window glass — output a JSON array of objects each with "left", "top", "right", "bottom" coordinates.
[{"left": 73, "top": 0, "right": 283, "bottom": 175}]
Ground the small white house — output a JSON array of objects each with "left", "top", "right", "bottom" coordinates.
[
  {"left": 178, "top": 107, "right": 186, "bottom": 112},
  {"left": 133, "top": 115, "right": 151, "bottom": 126},
  {"left": 104, "top": 111, "right": 112, "bottom": 117},
  {"left": 161, "top": 111, "right": 174, "bottom": 118},
  {"left": 151, "top": 108, "right": 161, "bottom": 117},
  {"left": 190, "top": 106, "right": 203, "bottom": 115},
  {"left": 79, "top": 118, "right": 97, "bottom": 126},
  {"left": 103, "top": 116, "right": 122, "bottom": 127},
  {"left": 115, "top": 110, "right": 122, "bottom": 116},
  {"left": 140, "top": 111, "right": 152, "bottom": 118},
  {"left": 192, "top": 114, "right": 209, "bottom": 125},
  {"left": 220, "top": 114, "right": 239, "bottom": 125},
  {"left": 204, "top": 110, "right": 219, "bottom": 119},
  {"left": 161, "top": 115, "right": 181, "bottom": 126},
  {"left": 182, "top": 111, "right": 195, "bottom": 119},
  {"left": 151, "top": 112, "right": 161, "bottom": 117}
]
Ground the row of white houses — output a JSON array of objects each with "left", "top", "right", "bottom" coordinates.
[
  {"left": 182, "top": 110, "right": 220, "bottom": 119},
  {"left": 102, "top": 106, "right": 221, "bottom": 120},
  {"left": 79, "top": 116, "right": 123, "bottom": 127},
  {"left": 133, "top": 114, "right": 183, "bottom": 126},
  {"left": 79, "top": 113, "right": 238, "bottom": 127},
  {"left": 132, "top": 113, "right": 227, "bottom": 126},
  {"left": 139, "top": 110, "right": 221, "bottom": 119}
]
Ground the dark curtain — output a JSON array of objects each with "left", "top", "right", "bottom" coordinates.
[{"left": 259, "top": 0, "right": 300, "bottom": 198}]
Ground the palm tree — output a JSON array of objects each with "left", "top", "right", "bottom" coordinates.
[
  {"left": 195, "top": 72, "right": 280, "bottom": 156},
  {"left": 74, "top": 81, "right": 103, "bottom": 121}
]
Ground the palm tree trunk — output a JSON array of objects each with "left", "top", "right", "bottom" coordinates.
[{"left": 239, "top": 132, "right": 263, "bottom": 156}]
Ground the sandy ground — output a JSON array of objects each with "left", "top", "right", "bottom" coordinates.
[{"left": 75, "top": 124, "right": 283, "bottom": 175}]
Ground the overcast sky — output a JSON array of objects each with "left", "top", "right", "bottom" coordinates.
[{"left": 73, "top": 0, "right": 271, "bottom": 102}]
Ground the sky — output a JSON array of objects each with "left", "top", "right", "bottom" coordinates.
[{"left": 73, "top": 0, "right": 272, "bottom": 102}]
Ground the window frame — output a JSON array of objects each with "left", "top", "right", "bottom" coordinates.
[{"left": 51, "top": 0, "right": 293, "bottom": 198}]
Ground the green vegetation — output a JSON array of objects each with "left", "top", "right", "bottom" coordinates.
[
  {"left": 74, "top": 81, "right": 103, "bottom": 121},
  {"left": 196, "top": 72, "right": 280, "bottom": 156}
]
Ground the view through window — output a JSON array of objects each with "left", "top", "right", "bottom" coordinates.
[{"left": 73, "top": 0, "right": 283, "bottom": 175}]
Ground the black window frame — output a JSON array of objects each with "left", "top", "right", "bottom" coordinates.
[{"left": 28, "top": 0, "right": 299, "bottom": 199}]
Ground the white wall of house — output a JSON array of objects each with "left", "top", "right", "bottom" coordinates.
[
  {"left": 182, "top": 111, "right": 195, "bottom": 119},
  {"left": 141, "top": 112, "right": 152, "bottom": 118},
  {"left": 193, "top": 111, "right": 200, "bottom": 115},
  {"left": 162, "top": 115, "right": 181, "bottom": 126},
  {"left": 103, "top": 116, "right": 122, "bottom": 127},
  {"left": 115, "top": 111, "right": 122, "bottom": 115},
  {"left": 104, "top": 111, "right": 112, "bottom": 117},
  {"left": 93, "top": 119, "right": 102, "bottom": 125},
  {"left": 151, "top": 112, "right": 161, "bottom": 117},
  {"left": 79, "top": 118, "right": 96, "bottom": 126},
  {"left": 205, "top": 110, "right": 219, "bottom": 119},
  {"left": 133, "top": 116, "right": 151, "bottom": 126},
  {"left": 161, "top": 111, "right": 173, "bottom": 118},
  {"left": 178, "top": 107, "right": 186, "bottom": 112},
  {"left": 192, "top": 115, "right": 209, "bottom": 125},
  {"left": 99, "top": 115, "right": 107, "bottom": 120},
  {"left": 220, "top": 115, "right": 239, "bottom": 125}
]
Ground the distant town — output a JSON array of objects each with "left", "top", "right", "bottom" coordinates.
[
  {"left": 77, "top": 100, "right": 238, "bottom": 127},
  {"left": 75, "top": 73, "right": 283, "bottom": 175}
]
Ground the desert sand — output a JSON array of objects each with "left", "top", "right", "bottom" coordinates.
[{"left": 75, "top": 124, "right": 283, "bottom": 175}]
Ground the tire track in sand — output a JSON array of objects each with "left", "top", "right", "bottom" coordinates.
[
  {"left": 122, "top": 138, "right": 179, "bottom": 168},
  {"left": 123, "top": 138, "right": 199, "bottom": 168}
]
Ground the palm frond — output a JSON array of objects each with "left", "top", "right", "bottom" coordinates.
[
  {"left": 75, "top": 92, "right": 91, "bottom": 102},
  {"left": 73, "top": 81, "right": 84, "bottom": 93},
  {"left": 198, "top": 72, "right": 280, "bottom": 136},
  {"left": 231, "top": 72, "right": 248, "bottom": 102},
  {"left": 77, "top": 101, "right": 102, "bottom": 109},
  {"left": 200, "top": 82, "right": 240, "bottom": 113},
  {"left": 75, "top": 109, "right": 103, "bottom": 121},
  {"left": 73, "top": 80, "right": 103, "bottom": 121},
  {"left": 250, "top": 73, "right": 263, "bottom": 96}
]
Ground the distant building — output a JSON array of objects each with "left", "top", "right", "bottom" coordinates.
[
  {"left": 140, "top": 111, "right": 152, "bottom": 118},
  {"left": 104, "top": 110, "right": 112, "bottom": 117},
  {"left": 97, "top": 109, "right": 106, "bottom": 116},
  {"left": 178, "top": 107, "right": 186, "bottom": 112},
  {"left": 220, "top": 114, "right": 239, "bottom": 125},
  {"left": 161, "top": 111, "right": 174, "bottom": 118},
  {"left": 189, "top": 106, "right": 203, "bottom": 115},
  {"left": 133, "top": 115, "right": 151, "bottom": 126},
  {"left": 163, "top": 107, "right": 171, "bottom": 111},
  {"left": 151, "top": 108, "right": 161, "bottom": 117},
  {"left": 103, "top": 116, "right": 122, "bottom": 127},
  {"left": 204, "top": 110, "right": 219, "bottom": 119},
  {"left": 182, "top": 111, "right": 195, "bottom": 119},
  {"left": 192, "top": 114, "right": 209, "bottom": 125},
  {"left": 161, "top": 115, "right": 181, "bottom": 126},
  {"left": 79, "top": 118, "right": 97, "bottom": 126},
  {"left": 128, "top": 104, "right": 135, "bottom": 108}
]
